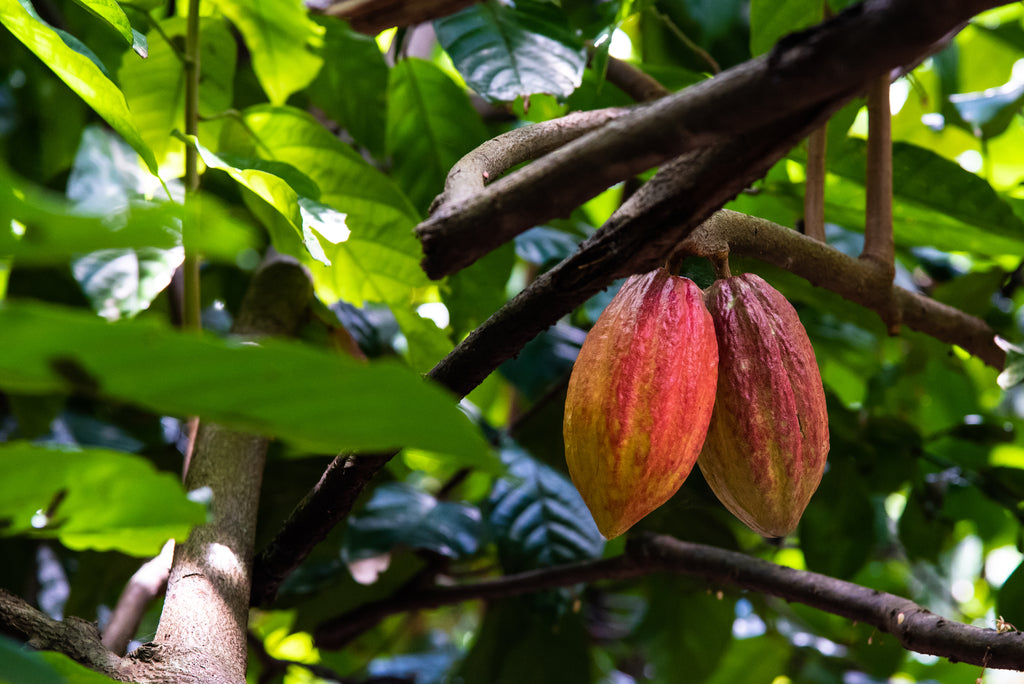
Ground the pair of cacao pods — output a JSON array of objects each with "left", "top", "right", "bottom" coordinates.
[{"left": 563, "top": 268, "right": 829, "bottom": 539}]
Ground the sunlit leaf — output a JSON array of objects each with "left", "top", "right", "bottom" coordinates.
[
  {"left": 118, "top": 16, "right": 236, "bottom": 177},
  {"left": 435, "top": 0, "right": 586, "bottom": 102},
  {"left": 0, "top": 301, "right": 494, "bottom": 468},
  {"left": 0, "top": 442, "right": 203, "bottom": 556},
  {"left": 0, "top": 0, "right": 158, "bottom": 173},
  {"left": 310, "top": 16, "right": 388, "bottom": 157},
  {"left": 749, "top": 0, "right": 822, "bottom": 56},
  {"left": 210, "top": 0, "right": 324, "bottom": 104},
  {"left": 72, "top": 0, "right": 134, "bottom": 49}
]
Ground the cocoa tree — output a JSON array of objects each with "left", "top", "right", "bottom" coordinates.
[{"left": 2, "top": 0, "right": 1024, "bottom": 682}]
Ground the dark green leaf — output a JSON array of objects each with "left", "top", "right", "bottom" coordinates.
[
  {"left": 487, "top": 447, "right": 604, "bottom": 572},
  {"left": 799, "top": 458, "right": 876, "bottom": 580},
  {"left": 949, "top": 79, "right": 1024, "bottom": 139},
  {"left": 444, "top": 242, "right": 515, "bottom": 339},
  {"left": 435, "top": 0, "right": 586, "bottom": 102},
  {"left": 749, "top": 0, "right": 822, "bottom": 56},
  {"left": 456, "top": 598, "right": 590, "bottom": 684},
  {"left": 637, "top": 578, "right": 734, "bottom": 684},
  {"left": 998, "top": 561, "right": 1024, "bottom": 629},
  {"left": 0, "top": 636, "right": 65, "bottom": 684},
  {"left": 343, "top": 482, "right": 484, "bottom": 560},
  {"left": 72, "top": 0, "right": 134, "bottom": 48},
  {"left": 703, "top": 633, "right": 791, "bottom": 684},
  {"left": 0, "top": 301, "right": 495, "bottom": 468}
]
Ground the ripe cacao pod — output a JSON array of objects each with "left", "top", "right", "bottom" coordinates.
[
  {"left": 698, "top": 273, "right": 829, "bottom": 538},
  {"left": 563, "top": 268, "right": 719, "bottom": 539}
]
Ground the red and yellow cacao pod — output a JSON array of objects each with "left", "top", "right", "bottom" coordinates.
[
  {"left": 563, "top": 268, "right": 719, "bottom": 539},
  {"left": 698, "top": 273, "right": 829, "bottom": 538}
]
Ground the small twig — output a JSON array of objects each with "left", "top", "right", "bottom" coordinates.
[
  {"left": 862, "top": 73, "right": 895, "bottom": 271},
  {"left": 803, "top": 124, "right": 828, "bottom": 241},
  {"left": 101, "top": 541, "right": 174, "bottom": 655},
  {"left": 654, "top": 9, "right": 721, "bottom": 74}
]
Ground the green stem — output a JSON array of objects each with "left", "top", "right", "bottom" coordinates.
[{"left": 182, "top": 0, "right": 201, "bottom": 333}]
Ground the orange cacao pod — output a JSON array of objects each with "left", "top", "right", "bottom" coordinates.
[
  {"left": 563, "top": 268, "right": 719, "bottom": 539},
  {"left": 698, "top": 273, "right": 829, "bottom": 538}
]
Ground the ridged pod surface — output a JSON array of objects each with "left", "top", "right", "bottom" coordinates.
[
  {"left": 563, "top": 268, "right": 719, "bottom": 539},
  {"left": 698, "top": 273, "right": 829, "bottom": 538}
]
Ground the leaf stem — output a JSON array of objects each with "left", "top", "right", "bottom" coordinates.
[
  {"left": 862, "top": 73, "right": 894, "bottom": 272},
  {"left": 182, "top": 0, "right": 201, "bottom": 333},
  {"left": 803, "top": 124, "right": 828, "bottom": 242}
]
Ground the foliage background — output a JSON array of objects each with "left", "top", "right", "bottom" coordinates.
[{"left": 1, "top": 0, "right": 1024, "bottom": 683}]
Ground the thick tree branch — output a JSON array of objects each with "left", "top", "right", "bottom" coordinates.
[
  {"left": 152, "top": 259, "right": 313, "bottom": 682},
  {"left": 416, "top": 0, "right": 1008, "bottom": 279},
  {"left": 0, "top": 589, "right": 122, "bottom": 678},
  {"left": 313, "top": 533, "right": 1024, "bottom": 670},
  {"left": 682, "top": 211, "right": 1004, "bottom": 367}
]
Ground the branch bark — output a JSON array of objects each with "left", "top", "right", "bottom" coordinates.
[
  {"left": 324, "top": 0, "right": 480, "bottom": 34},
  {"left": 682, "top": 211, "right": 1004, "bottom": 368},
  {"left": 313, "top": 533, "right": 1024, "bottom": 671},
  {"left": 416, "top": 0, "right": 1008, "bottom": 279}
]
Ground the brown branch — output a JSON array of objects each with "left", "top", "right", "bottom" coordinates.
[
  {"left": 416, "top": 0, "right": 1008, "bottom": 279},
  {"left": 324, "top": 0, "right": 480, "bottom": 34},
  {"left": 314, "top": 534, "right": 1024, "bottom": 670},
  {"left": 0, "top": 589, "right": 122, "bottom": 678},
  {"left": 605, "top": 56, "right": 672, "bottom": 102},
  {"left": 102, "top": 541, "right": 174, "bottom": 655},
  {"left": 682, "top": 211, "right": 1004, "bottom": 368},
  {"left": 153, "top": 258, "right": 313, "bottom": 681},
  {"left": 430, "top": 107, "right": 633, "bottom": 211},
  {"left": 803, "top": 125, "right": 828, "bottom": 241}
]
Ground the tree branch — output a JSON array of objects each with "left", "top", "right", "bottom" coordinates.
[
  {"left": 313, "top": 533, "right": 1024, "bottom": 671},
  {"left": 682, "top": 210, "right": 1004, "bottom": 368},
  {"left": 324, "top": 0, "right": 480, "bottom": 35},
  {"left": 101, "top": 541, "right": 174, "bottom": 656},
  {"left": 416, "top": 0, "right": 1008, "bottom": 279}
]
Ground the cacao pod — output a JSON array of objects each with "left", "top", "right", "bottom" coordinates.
[
  {"left": 563, "top": 268, "right": 719, "bottom": 539},
  {"left": 698, "top": 273, "right": 829, "bottom": 538}
]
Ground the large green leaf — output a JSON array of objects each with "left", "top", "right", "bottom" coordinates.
[
  {"left": 0, "top": 442, "right": 204, "bottom": 556},
  {"left": 342, "top": 482, "right": 484, "bottom": 561},
  {"left": 488, "top": 447, "right": 604, "bottom": 572},
  {"left": 458, "top": 599, "right": 591, "bottom": 684},
  {"left": 0, "top": 636, "right": 65, "bottom": 684},
  {"left": 118, "top": 16, "right": 236, "bottom": 177},
  {"left": 218, "top": 105, "right": 453, "bottom": 371},
  {"left": 435, "top": 0, "right": 587, "bottom": 102},
  {"left": 749, "top": 0, "right": 822, "bottom": 56},
  {"left": 0, "top": 0, "right": 158, "bottom": 174},
  {"left": 387, "top": 58, "right": 489, "bottom": 215},
  {"left": 636, "top": 578, "right": 734, "bottom": 684},
  {"left": 309, "top": 16, "right": 388, "bottom": 158},
  {"left": 38, "top": 652, "right": 120, "bottom": 683},
  {"left": 703, "top": 634, "right": 792, "bottom": 684},
  {"left": 210, "top": 0, "right": 324, "bottom": 105},
  {"left": 798, "top": 458, "right": 876, "bottom": 580},
  {"left": 0, "top": 301, "right": 492, "bottom": 467}
]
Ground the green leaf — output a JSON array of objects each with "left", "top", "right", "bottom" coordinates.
[
  {"left": 949, "top": 79, "right": 1024, "bottom": 139},
  {"left": 435, "top": 0, "right": 587, "bottom": 102},
  {"left": 444, "top": 242, "right": 515, "bottom": 339},
  {"left": 996, "top": 339, "right": 1024, "bottom": 389},
  {"left": 309, "top": 16, "right": 388, "bottom": 158},
  {"left": 0, "top": 442, "right": 204, "bottom": 556},
  {"left": 0, "top": 636, "right": 65, "bottom": 684},
  {"left": 387, "top": 58, "right": 489, "bottom": 215},
  {"left": 703, "top": 634, "right": 791, "bottom": 684},
  {"left": 781, "top": 140, "right": 1024, "bottom": 255},
  {"left": 799, "top": 458, "right": 876, "bottom": 580},
  {"left": 458, "top": 599, "right": 591, "bottom": 684},
  {"left": 749, "top": 0, "right": 822, "bottom": 56},
  {"left": 38, "top": 652, "right": 121, "bottom": 683},
  {"left": 342, "top": 482, "right": 483, "bottom": 561},
  {"left": 210, "top": 0, "right": 324, "bottom": 104},
  {"left": 0, "top": 301, "right": 493, "bottom": 468},
  {"left": 72, "top": 247, "right": 183, "bottom": 320},
  {"left": 636, "top": 579, "right": 734, "bottom": 684},
  {"left": 118, "top": 16, "right": 235, "bottom": 177},
  {"left": 189, "top": 135, "right": 347, "bottom": 267},
  {"left": 218, "top": 105, "right": 452, "bottom": 371},
  {"left": 0, "top": 0, "right": 158, "bottom": 174},
  {"left": 72, "top": 0, "right": 134, "bottom": 48},
  {"left": 488, "top": 447, "right": 604, "bottom": 572},
  {"left": 997, "top": 561, "right": 1024, "bottom": 629}
]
